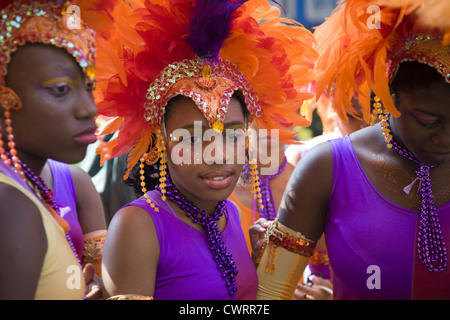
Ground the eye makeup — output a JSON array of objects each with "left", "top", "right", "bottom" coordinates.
[{"left": 40, "top": 76, "right": 75, "bottom": 88}]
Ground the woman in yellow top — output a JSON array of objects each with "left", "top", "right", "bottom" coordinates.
[{"left": 0, "top": 0, "right": 112, "bottom": 299}]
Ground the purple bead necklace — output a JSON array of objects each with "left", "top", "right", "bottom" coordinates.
[
  {"left": 381, "top": 117, "right": 448, "bottom": 272},
  {"left": 5, "top": 152, "right": 87, "bottom": 297},
  {"left": 160, "top": 173, "right": 238, "bottom": 296}
]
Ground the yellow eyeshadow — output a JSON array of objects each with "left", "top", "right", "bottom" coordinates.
[
  {"left": 41, "top": 77, "right": 74, "bottom": 87},
  {"left": 223, "top": 124, "right": 246, "bottom": 130}
]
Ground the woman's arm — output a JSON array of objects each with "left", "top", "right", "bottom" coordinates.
[
  {"left": 69, "top": 165, "right": 106, "bottom": 234},
  {"left": 69, "top": 165, "right": 106, "bottom": 291},
  {"left": 255, "top": 142, "right": 334, "bottom": 300},
  {"left": 278, "top": 141, "right": 333, "bottom": 239},
  {"left": 101, "top": 206, "right": 159, "bottom": 299},
  {"left": 0, "top": 185, "right": 47, "bottom": 299}
]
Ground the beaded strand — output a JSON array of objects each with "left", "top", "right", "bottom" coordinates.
[
  {"left": 242, "top": 155, "right": 288, "bottom": 221},
  {"left": 380, "top": 113, "right": 448, "bottom": 272},
  {"left": 258, "top": 155, "right": 288, "bottom": 221}
]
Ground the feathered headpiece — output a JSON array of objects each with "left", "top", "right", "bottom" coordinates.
[
  {"left": 314, "top": 0, "right": 450, "bottom": 123},
  {"left": 94, "top": 0, "right": 318, "bottom": 179}
]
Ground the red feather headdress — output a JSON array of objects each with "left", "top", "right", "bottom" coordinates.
[{"left": 94, "top": 0, "right": 318, "bottom": 179}]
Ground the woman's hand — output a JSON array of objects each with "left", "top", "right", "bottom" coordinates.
[
  {"left": 293, "top": 275, "right": 333, "bottom": 300},
  {"left": 249, "top": 218, "right": 269, "bottom": 263},
  {"left": 84, "top": 263, "right": 103, "bottom": 300}
]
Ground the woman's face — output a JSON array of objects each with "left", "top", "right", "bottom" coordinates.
[
  {"left": 391, "top": 84, "right": 450, "bottom": 165},
  {"left": 3, "top": 43, "right": 98, "bottom": 164},
  {"left": 164, "top": 95, "right": 246, "bottom": 211}
]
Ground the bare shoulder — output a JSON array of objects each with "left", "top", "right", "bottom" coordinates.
[
  {"left": 0, "top": 182, "right": 46, "bottom": 241},
  {"left": 102, "top": 204, "right": 159, "bottom": 298},
  {"left": 278, "top": 141, "right": 334, "bottom": 241},
  {"left": 296, "top": 140, "right": 334, "bottom": 174},
  {"left": 0, "top": 183, "right": 47, "bottom": 298},
  {"left": 287, "top": 139, "right": 334, "bottom": 198},
  {"left": 109, "top": 205, "right": 157, "bottom": 237},
  {"left": 105, "top": 204, "right": 160, "bottom": 263},
  {"left": 68, "top": 164, "right": 95, "bottom": 186},
  {"left": 67, "top": 164, "right": 106, "bottom": 232}
]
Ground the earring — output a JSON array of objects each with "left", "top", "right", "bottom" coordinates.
[
  {"left": 371, "top": 95, "right": 392, "bottom": 148},
  {"left": 249, "top": 157, "right": 263, "bottom": 211},
  {"left": 246, "top": 129, "right": 263, "bottom": 210},
  {"left": 140, "top": 153, "right": 159, "bottom": 212},
  {"left": 156, "top": 129, "right": 168, "bottom": 201},
  {"left": 0, "top": 87, "right": 24, "bottom": 178},
  {"left": 370, "top": 96, "right": 382, "bottom": 126}
]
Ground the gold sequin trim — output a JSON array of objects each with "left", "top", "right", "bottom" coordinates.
[
  {"left": 83, "top": 236, "right": 105, "bottom": 263},
  {"left": 256, "top": 219, "right": 316, "bottom": 274},
  {"left": 107, "top": 295, "right": 154, "bottom": 300}
]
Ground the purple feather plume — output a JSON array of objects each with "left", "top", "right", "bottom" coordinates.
[{"left": 188, "top": 0, "right": 248, "bottom": 59}]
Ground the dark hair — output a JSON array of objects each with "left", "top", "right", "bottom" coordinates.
[
  {"left": 390, "top": 61, "right": 448, "bottom": 105},
  {"left": 125, "top": 92, "right": 249, "bottom": 197}
]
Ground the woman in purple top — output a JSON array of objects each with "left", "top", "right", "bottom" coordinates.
[
  {"left": 103, "top": 95, "right": 259, "bottom": 300},
  {"left": 123, "top": 189, "right": 258, "bottom": 300},
  {"left": 42, "top": 160, "right": 106, "bottom": 270},
  {"left": 254, "top": 1, "right": 450, "bottom": 300},
  {"left": 98, "top": 0, "right": 317, "bottom": 300}
]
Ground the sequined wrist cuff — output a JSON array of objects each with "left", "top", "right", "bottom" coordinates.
[
  {"left": 82, "top": 232, "right": 106, "bottom": 264},
  {"left": 256, "top": 219, "right": 317, "bottom": 273},
  {"left": 107, "top": 294, "right": 154, "bottom": 300}
]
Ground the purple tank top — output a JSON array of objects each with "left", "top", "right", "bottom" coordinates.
[
  {"left": 125, "top": 190, "right": 258, "bottom": 300},
  {"left": 326, "top": 136, "right": 450, "bottom": 299},
  {"left": 48, "top": 160, "right": 84, "bottom": 260}
]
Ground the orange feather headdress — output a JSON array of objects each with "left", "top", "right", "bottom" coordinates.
[
  {"left": 314, "top": 0, "right": 450, "bottom": 123},
  {"left": 94, "top": 0, "right": 318, "bottom": 179}
]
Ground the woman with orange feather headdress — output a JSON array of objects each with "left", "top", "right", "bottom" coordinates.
[
  {"left": 254, "top": 0, "right": 450, "bottom": 300},
  {"left": 0, "top": 0, "right": 117, "bottom": 299},
  {"left": 95, "top": 0, "right": 317, "bottom": 300}
]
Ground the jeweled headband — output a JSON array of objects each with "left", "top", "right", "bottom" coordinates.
[
  {"left": 388, "top": 34, "right": 450, "bottom": 84},
  {"left": 144, "top": 57, "right": 261, "bottom": 132},
  {"left": 0, "top": 0, "right": 96, "bottom": 88}
]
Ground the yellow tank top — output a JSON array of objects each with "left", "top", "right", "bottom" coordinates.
[{"left": 0, "top": 173, "right": 85, "bottom": 300}]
